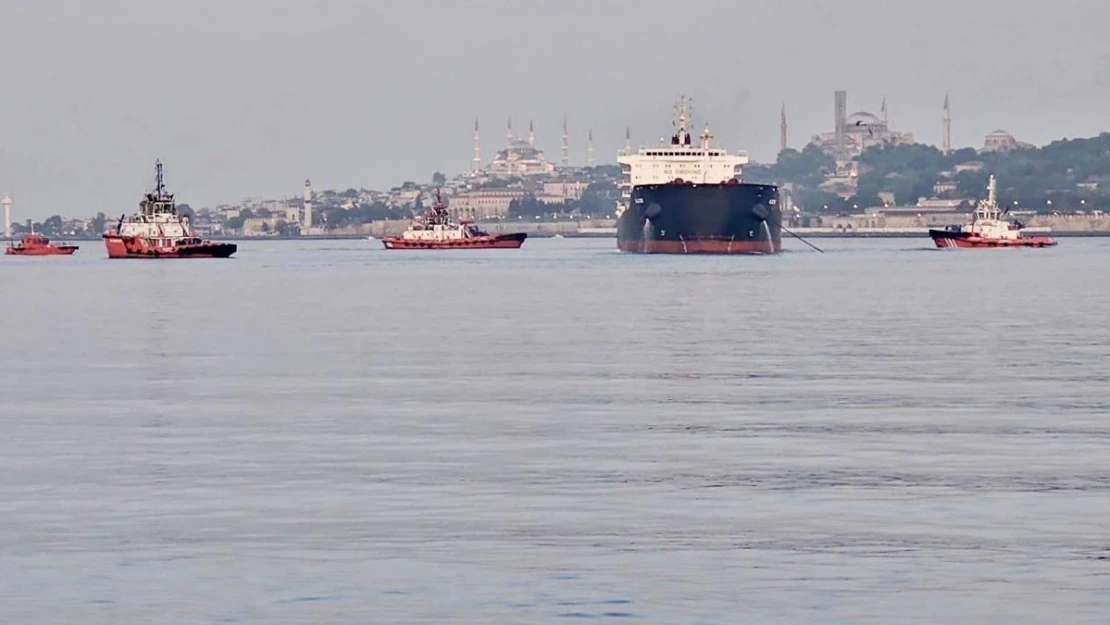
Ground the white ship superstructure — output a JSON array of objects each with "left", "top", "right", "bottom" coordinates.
[
  {"left": 114, "top": 160, "right": 192, "bottom": 244},
  {"left": 615, "top": 96, "right": 749, "bottom": 214}
]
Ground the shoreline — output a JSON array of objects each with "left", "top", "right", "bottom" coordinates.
[{"left": 37, "top": 230, "right": 1110, "bottom": 242}]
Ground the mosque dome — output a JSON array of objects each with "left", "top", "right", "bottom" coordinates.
[
  {"left": 495, "top": 140, "right": 545, "bottom": 161},
  {"left": 846, "top": 111, "right": 882, "bottom": 127},
  {"left": 982, "top": 129, "right": 1020, "bottom": 152}
]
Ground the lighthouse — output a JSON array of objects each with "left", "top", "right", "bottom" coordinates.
[
  {"left": 2, "top": 195, "right": 11, "bottom": 240},
  {"left": 303, "top": 179, "right": 313, "bottom": 235}
]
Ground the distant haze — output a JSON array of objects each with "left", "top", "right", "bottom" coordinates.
[{"left": 1, "top": 0, "right": 1108, "bottom": 218}]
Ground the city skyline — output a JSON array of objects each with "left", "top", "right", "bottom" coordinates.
[{"left": 2, "top": 0, "right": 1109, "bottom": 218}]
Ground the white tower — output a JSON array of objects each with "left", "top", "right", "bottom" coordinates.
[
  {"left": 586, "top": 129, "right": 595, "bottom": 167},
  {"left": 561, "top": 116, "right": 569, "bottom": 168},
  {"left": 472, "top": 118, "right": 481, "bottom": 172},
  {"left": 2, "top": 195, "right": 11, "bottom": 240},
  {"left": 506, "top": 116, "right": 513, "bottom": 147},
  {"left": 303, "top": 179, "right": 313, "bottom": 234},
  {"left": 528, "top": 119, "right": 535, "bottom": 147},
  {"left": 880, "top": 95, "right": 888, "bottom": 126},
  {"left": 623, "top": 126, "right": 632, "bottom": 156}
]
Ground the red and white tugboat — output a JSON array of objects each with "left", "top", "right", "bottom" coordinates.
[
  {"left": 103, "top": 160, "right": 237, "bottom": 259},
  {"left": 929, "top": 175, "right": 1057, "bottom": 249},
  {"left": 381, "top": 191, "right": 526, "bottom": 250},
  {"left": 5, "top": 232, "right": 79, "bottom": 256}
]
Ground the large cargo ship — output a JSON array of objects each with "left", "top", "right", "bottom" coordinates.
[{"left": 616, "top": 97, "right": 781, "bottom": 254}]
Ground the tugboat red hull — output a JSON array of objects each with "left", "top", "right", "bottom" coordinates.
[
  {"left": 381, "top": 233, "right": 526, "bottom": 250},
  {"left": 5, "top": 234, "right": 79, "bottom": 256},
  {"left": 103, "top": 235, "right": 237, "bottom": 258},
  {"left": 929, "top": 230, "right": 1057, "bottom": 249},
  {"left": 5, "top": 245, "right": 78, "bottom": 256}
]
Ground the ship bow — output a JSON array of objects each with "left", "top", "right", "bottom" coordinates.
[{"left": 617, "top": 182, "right": 782, "bottom": 254}]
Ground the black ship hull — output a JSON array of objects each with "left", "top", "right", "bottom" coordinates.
[{"left": 617, "top": 181, "right": 782, "bottom": 254}]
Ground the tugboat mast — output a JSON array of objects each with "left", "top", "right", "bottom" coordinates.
[{"left": 155, "top": 159, "right": 165, "bottom": 196}]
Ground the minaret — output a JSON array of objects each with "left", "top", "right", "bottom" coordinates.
[
  {"left": 472, "top": 118, "right": 481, "bottom": 172},
  {"left": 303, "top": 178, "right": 313, "bottom": 234},
  {"left": 942, "top": 93, "right": 952, "bottom": 154},
  {"left": 506, "top": 116, "right": 513, "bottom": 147},
  {"left": 586, "top": 129, "right": 595, "bottom": 167},
  {"left": 561, "top": 116, "right": 569, "bottom": 167},
  {"left": 834, "top": 90, "right": 847, "bottom": 158},
  {"left": 528, "top": 119, "right": 535, "bottom": 147},
  {"left": 2, "top": 195, "right": 11, "bottom": 240},
  {"left": 623, "top": 127, "right": 632, "bottom": 156},
  {"left": 780, "top": 103, "right": 788, "bottom": 153}
]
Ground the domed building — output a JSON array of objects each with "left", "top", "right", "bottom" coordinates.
[
  {"left": 808, "top": 92, "right": 915, "bottom": 158},
  {"left": 487, "top": 119, "right": 556, "bottom": 177},
  {"left": 980, "top": 129, "right": 1032, "bottom": 153}
]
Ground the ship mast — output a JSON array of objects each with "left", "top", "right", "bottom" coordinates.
[
  {"left": 155, "top": 159, "right": 165, "bottom": 196},
  {"left": 700, "top": 123, "right": 713, "bottom": 183},
  {"left": 975, "top": 174, "right": 999, "bottom": 223},
  {"left": 672, "top": 96, "right": 692, "bottom": 146}
]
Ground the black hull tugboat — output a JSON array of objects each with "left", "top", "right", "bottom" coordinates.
[{"left": 615, "top": 96, "right": 782, "bottom": 254}]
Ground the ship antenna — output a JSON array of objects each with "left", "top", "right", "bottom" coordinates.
[{"left": 155, "top": 159, "right": 165, "bottom": 195}]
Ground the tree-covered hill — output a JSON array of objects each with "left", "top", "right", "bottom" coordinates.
[{"left": 746, "top": 133, "right": 1110, "bottom": 213}]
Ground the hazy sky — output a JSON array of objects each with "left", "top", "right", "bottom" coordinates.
[{"left": 1, "top": 0, "right": 1108, "bottom": 218}]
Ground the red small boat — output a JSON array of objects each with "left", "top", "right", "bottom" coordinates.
[
  {"left": 5, "top": 233, "right": 79, "bottom": 256},
  {"left": 929, "top": 175, "right": 1057, "bottom": 249},
  {"left": 382, "top": 191, "right": 526, "bottom": 250},
  {"left": 103, "top": 160, "right": 237, "bottom": 259}
]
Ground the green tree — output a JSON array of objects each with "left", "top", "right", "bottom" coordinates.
[
  {"left": 41, "top": 215, "right": 64, "bottom": 236},
  {"left": 794, "top": 189, "right": 845, "bottom": 214},
  {"left": 955, "top": 170, "right": 989, "bottom": 197},
  {"left": 748, "top": 145, "right": 836, "bottom": 188},
  {"left": 432, "top": 172, "right": 447, "bottom": 186},
  {"left": 90, "top": 212, "right": 107, "bottom": 235},
  {"left": 508, "top": 194, "right": 548, "bottom": 218},
  {"left": 576, "top": 181, "right": 620, "bottom": 217},
  {"left": 480, "top": 177, "right": 522, "bottom": 189}
]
